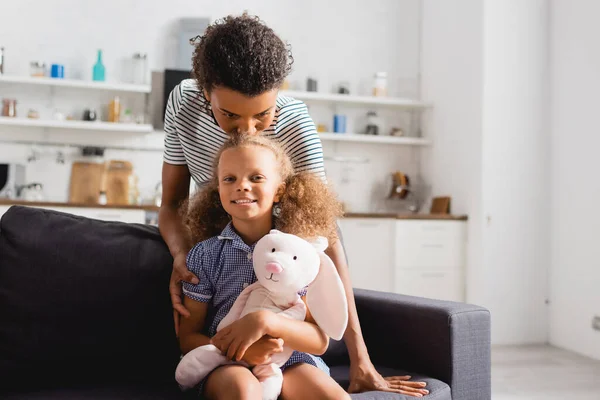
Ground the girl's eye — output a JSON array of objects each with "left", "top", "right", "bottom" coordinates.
[
  {"left": 224, "top": 113, "right": 237, "bottom": 119},
  {"left": 223, "top": 176, "right": 234, "bottom": 182},
  {"left": 251, "top": 175, "right": 264, "bottom": 181}
]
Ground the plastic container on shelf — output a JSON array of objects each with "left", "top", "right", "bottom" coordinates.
[{"left": 131, "top": 53, "right": 148, "bottom": 84}]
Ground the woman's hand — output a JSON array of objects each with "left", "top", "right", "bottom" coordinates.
[
  {"left": 349, "top": 360, "right": 429, "bottom": 397},
  {"left": 170, "top": 252, "right": 199, "bottom": 336},
  {"left": 241, "top": 335, "right": 284, "bottom": 366},
  {"left": 211, "top": 310, "right": 272, "bottom": 361}
]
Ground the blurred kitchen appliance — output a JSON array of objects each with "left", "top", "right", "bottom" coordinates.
[
  {"left": 0, "top": 163, "right": 25, "bottom": 199},
  {"left": 386, "top": 171, "right": 428, "bottom": 213},
  {"left": 389, "top": 171, "right": 410, "bottom": 199},
  {"left": 163, "top": 69, "right": 192, "bottom": 121},
  {"left": 19, "top": 182, "right": 45, "bottom": 202}
]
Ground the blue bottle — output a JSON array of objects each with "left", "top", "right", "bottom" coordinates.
[{"left": 93, "top": 49, "right": 105, "bottom": 82}]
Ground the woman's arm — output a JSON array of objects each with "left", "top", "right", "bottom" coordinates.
[
  {"left": 159, "top": 162, "right": 198, "bottom": 324},
  {"left": 325, "top": 239, "right": 370, "bottom": 362}
]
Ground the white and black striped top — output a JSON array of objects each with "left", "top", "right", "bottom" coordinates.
[{"left": 163, "top": 79, "right": 325, "bottom": 187}]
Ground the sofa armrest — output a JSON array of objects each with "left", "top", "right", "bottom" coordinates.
[{"left": 355, "top": 289, "right": 491, "bottom": 400}]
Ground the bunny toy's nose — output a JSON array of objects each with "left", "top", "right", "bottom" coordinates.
[{"left": 265, "top": 262, "right": 283, "bottom": 274}]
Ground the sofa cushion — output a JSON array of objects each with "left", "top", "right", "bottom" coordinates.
[
  {"left": 331, "top": 365, "right": 451, "bottom": 400},
  {"left": 0, "top": 206, "right": 180, "bottom": 390}
]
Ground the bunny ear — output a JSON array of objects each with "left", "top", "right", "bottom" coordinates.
[
  {"left": 310, "top": 236, "right": 329, "bottom": 253},
  {"left": 305, "top": 252, "right": 348, "bottom": 340},
  {"left": 269, "top": 229, "right": 283, "bottom": 235}
]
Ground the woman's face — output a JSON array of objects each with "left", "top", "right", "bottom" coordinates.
[
  {"left": 205, "top": 87, "right": 278, "bottom": 136},
  {"left": 217, "top": 145, "right": 283, "bottom": 222}
]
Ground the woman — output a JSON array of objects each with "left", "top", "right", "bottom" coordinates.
[{"left": 159, "top": 13, "right": 428, "bottom": 397}]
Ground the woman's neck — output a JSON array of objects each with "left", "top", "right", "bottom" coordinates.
[{"left": 231, "top": 215, "right": 273, "bottom": 245}]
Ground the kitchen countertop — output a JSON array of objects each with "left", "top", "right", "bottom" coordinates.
[
  {"left": 343, "top": 212, "right": 468, "bottom": 221},
  {"left": 0, "top": 199, "right": 160, "bottom": 212},
  {"left": 0, "top": 200, "right": 467, "bottom": 221}
]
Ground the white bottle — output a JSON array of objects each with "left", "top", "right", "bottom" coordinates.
[{"left": 373, "top": 72, "right": 387, "bottom": 97}]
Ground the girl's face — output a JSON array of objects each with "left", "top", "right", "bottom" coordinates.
[
  {"left": 217, "top": 145, "right": 284, "bottom": 223},
  {"left": 205, "top": 87, "right": 278, "bottom": 136}
]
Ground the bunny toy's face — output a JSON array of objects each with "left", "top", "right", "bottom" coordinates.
[{"left": 253, "top": 230, "right": 321, "bottom": 294}]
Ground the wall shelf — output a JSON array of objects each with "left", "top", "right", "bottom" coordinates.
[
  {"left": 280, "top": 90, "right": 430, "bottom": 108},
  {"left": 318, "top": 132, "right": 430, "bottom": 145},
  {"left": 0, "top": 75, "right": 151, "bottom": 93},
  {"left": 0, "top": 117, "right": 153, "bottom": 133}
]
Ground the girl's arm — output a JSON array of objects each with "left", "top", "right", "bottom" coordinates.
[
  {"left": 178, "top": 296, "right": 211, "bottom": 354},
  {"left": 264, "top": 297, "right": 329, "bottom": 355},
  {"left": 212, "top": 298, "right": 329, "bottom": 361}
]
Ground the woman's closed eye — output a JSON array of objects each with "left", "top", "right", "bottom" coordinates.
[
  {"left": 222, "top": 112, "right": 238, "bottom": 119},
  {"left": 257, "top": 111, "right": 270, "bottom": 119}
]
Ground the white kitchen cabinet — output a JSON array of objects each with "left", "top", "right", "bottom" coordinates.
[
  {"left": 338, "top": 218, "right": 395, "bottom": 293},
  {"left": 395, "top": 221, "right": 466, "bottom": 269},
  {"left": 394, "top": 269, "right": 464, "bottom": 301},
  {"left": 339, "top": 217, "right": 467, "bottom": 302},
  {"left": 395, "top": 220, "right": 466, "bottom": 302},
  {"left": 0, "top": 204, "right": 146, "bottom": 224}
]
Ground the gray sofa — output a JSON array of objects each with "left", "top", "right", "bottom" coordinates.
[{"left": 0, "top": 206, "right": 491, "bottom": 399}]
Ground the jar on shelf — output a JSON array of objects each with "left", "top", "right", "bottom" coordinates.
[
  {"left": 30, "top": 61, "right": 47, "bottom": 77},
  {"left": 373, "top": 72, "right": 387, "bottom": 97},
  {"left": 2, "top": 99, "right": 16, "bottom": 117},
  {"left": 108, "top": 96, "right": 121, "bottom": 122}
]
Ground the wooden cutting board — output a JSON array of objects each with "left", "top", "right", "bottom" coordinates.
[
  {"left": 105, "top": 160, "right": 133, "bottom": 205},
  {"left": 69, "top": 161, "right": 106, "bottom": 204}
]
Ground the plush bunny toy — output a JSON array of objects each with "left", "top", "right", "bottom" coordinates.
[{"left": 175, "top": 229, "right": 348, "bottom": 400}]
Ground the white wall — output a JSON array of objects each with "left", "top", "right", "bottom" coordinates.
[
  {"left": 0, "top": 0, "right": 421, "bottom": 97},
  {"left": 549, "top": 0, "right": 600, "bottom": 360},
  {"left": 422, "top": 0, "right": 550, "bottom": 345},
  {"left": 0, "top": 0, "right": 423, "bottom": 211},
  {"left": 481, "top": 0, "right": 550, "bottom": 345},
  {"left": 420, "top": 0, "right": 485, "bottom": 307}
]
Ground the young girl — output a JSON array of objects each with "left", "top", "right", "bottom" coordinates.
[{"left": 178, "top": 135, "right": 350, "bottom": 400}]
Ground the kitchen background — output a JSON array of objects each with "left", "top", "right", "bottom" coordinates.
[
  {"left": 2, "top": 0, "right": 600, "bottom": 372},
  {"left": 0, "top": 0, "right": 425, "bottom": 214}
]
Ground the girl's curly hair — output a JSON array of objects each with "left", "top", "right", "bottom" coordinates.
[
  {"left": 184, "top": 135, "right": 343, "bottom": 245},
  {"left": 191, "top": 13, "right": 293, "bottom": 96}
]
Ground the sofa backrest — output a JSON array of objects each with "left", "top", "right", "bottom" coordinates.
[{"left": 0, "top": 206, "right": 180, "bottom": 390}]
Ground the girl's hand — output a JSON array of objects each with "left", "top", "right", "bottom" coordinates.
[
  {"left": 211, "top": 310, "right": 272, "bottom": 361},
  {"left": 241, "top": 335, "right": 284, "bottom": 366}
]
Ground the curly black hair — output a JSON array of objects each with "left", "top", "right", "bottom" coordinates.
[{"left": 192, "top": 13, "right": 293, "bottom": 97}]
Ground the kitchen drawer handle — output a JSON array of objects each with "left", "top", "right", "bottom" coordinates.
[
  {"left": 357, "top": 222, "right": 380, "bottom": 228},
  {"left": 421, "top": 272, "right": 445, "bottom": 278},
  {"left": 421, "top": 243, "right": 444, "bottom": 249},
  {"left": 421, "top": 226, "right": 447, "bottom": 232}
]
